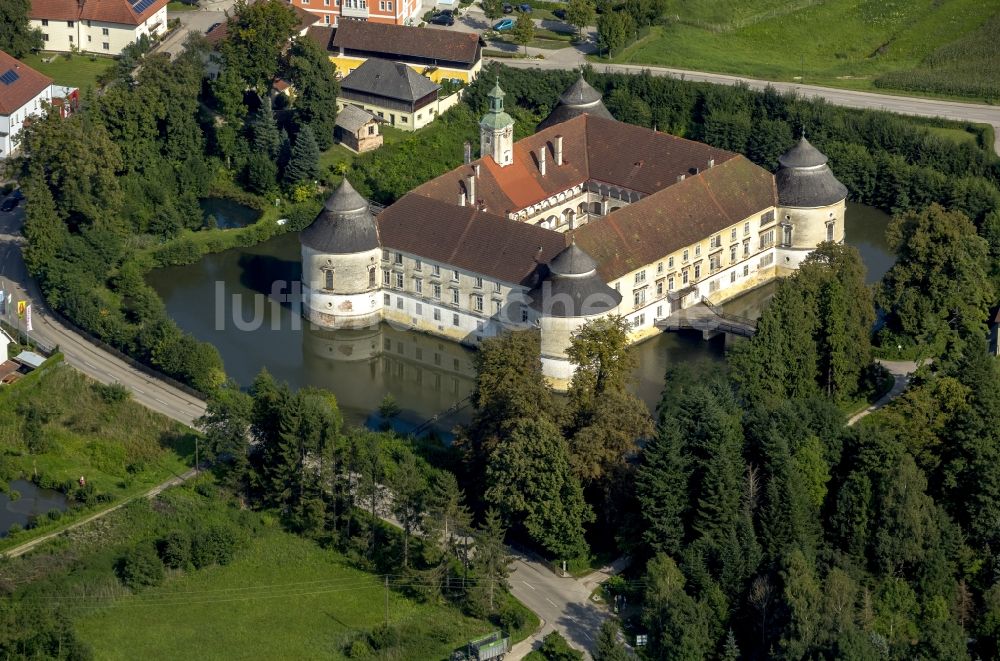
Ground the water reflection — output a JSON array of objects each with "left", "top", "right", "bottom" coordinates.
[
  {"left": 147, "top": 203, "right": 893, "bottom": 429},
  {"left": 0, "top": 479, "right": 68, "bottom": 536},
  {"left": 199, "top": 198, "right": 262, "bottom": 230}
]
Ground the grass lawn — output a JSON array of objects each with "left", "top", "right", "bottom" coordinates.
[
  {"left": 74, "top": 525, "right": 497, "bottom": 660},
  {"left": 597, "top": 0, "right": 999, "bottom": 100},
  {"left": 167, "top": 0, "right": 198, "bottom": 10},
  {"left": 0, "top": 362, "right": 195, "bottom": 551},
  {"left": 19, "top": 52, "right": 115, "bottom": 91},
  {"left": 925, "top": 126, "right": 980, "bottom": 146}
]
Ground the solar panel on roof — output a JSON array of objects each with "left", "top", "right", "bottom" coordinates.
[
  {"left": 0, "top": 69, "right": 19, "bottom": 85},
  {"left": 131, "top": 0, "right": 156, "bottom": 13}
]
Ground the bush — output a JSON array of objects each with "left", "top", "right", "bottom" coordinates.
[
  {"left": 367, "top": 624, "right": 401, "bottom": 651},
  {"left": 538, "top": 631, "right": 583, "bottom": 660},
  {"left": 191, "top": 523, "right": 242, "bottom": 568},
  {"left": 499, "top": 600, "right": 528, "bottom": 633},
  {"left": 157, "top": 529, "right": 192, "bottom": 569},
  {"left": 94, "top": 382, "right": 131, "bottom": 404},
  {"left": 117, "top": 543, "right": 165, "bottom": 590}
]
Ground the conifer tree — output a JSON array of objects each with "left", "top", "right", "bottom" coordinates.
[
  {"left": 284, "top": 125, "right": 320, "bottom": 185},
  {"left": 253, "top": 97, "right": 281, "bottom": 159},
  {"left": 636, "top": 423, "right": 689, "bottom": 555},
  {"left": 595, "top": 619, "right": 629, "bottom": 661}
]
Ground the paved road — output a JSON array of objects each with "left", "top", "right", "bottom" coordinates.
[
  {"left": 0, "top": 197, "right": 206, "bottom": 427},
  {"left": 847, "top": 359, "right": 924, "bottom": 426}
]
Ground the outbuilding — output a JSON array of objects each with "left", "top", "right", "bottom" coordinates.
[{"left": 335, "top": 105, "right": 383, "bottom": 153}]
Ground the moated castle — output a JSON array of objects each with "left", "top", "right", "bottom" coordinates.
[{"left": 300, "top": 77, "right": 848, "bottom": 387}]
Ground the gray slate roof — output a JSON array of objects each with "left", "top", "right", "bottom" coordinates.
[
  {"left": 336, "top": 105, "right": 378, "bottom": 133},
  {"left": 301, "top": 179, "right": 380, "bottom": 254},
  {"left": 537, "top": 76, "right": 614, "bottom": 131},
  {"left": 775, "top": 136, "right": 847, "bottom": 207},
  {"left": 528, "top": 244, "right": 622, "bottom": 318},
  {"left": 340, "top": 57, "right": 440, "bottom": 103}
]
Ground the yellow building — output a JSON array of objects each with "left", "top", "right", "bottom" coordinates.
[
  {"left": 306, "top": 21, "right": 483, "bottom": 85},
  {"left": 338, "top": 57, "right": 462, "bottom": 131}
]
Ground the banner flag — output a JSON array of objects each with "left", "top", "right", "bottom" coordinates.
[
  {"left": 0, "top": 289, "right": 4, "bottom": 315},
  {"left": 25, "top": 305, "right": 32, "bottom": 332},
  {"left": 17, "top": 301, "right": 25, "bottom": 318}
]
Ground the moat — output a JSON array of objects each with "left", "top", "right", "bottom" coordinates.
[{"left": 148, "top": 203, "right": 893, "bottom": 432}]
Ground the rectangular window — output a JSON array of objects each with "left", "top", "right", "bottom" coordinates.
[
  {"left": 760, "top": 210, "right": 775, "bottom": 226},
  {"left": 709, "top": 280, "right": 719, "bottom": 293},
  {"left": 730, "top": 271, "right": 736, "bottom": 283},
  {"left": 694, "top": 264, "right": 701, "bottom": 279},
  {"left": 743, "top": 241, "right": 750, "bottom": 257},
  {"left": 657, "top": 262, "right": 664, "bottom": 274},
  {"left": 387, "top": 0, "right": 392, "bottom": 8},
  {"left": 102, "top": 27, "right": 109, "bottom": 35},
  {"left": 369, "top": 268, "right": 376, "bottom": 288},
  {"left": 668, "top": 256, "right": 674, "bottom": 269},
  {"left": 668, "top": 276, "right": 675, "bottom": 291},
  {"left": 396, "top": 297, "right": 403, "bottom": 309},
  {"left": 656, "top": 280, "right": 663, "bottom": 296},
  {"left": 474, "top": 277, "right": 483, "bottom": 289},
  {"left": 633, "top": 289, "right": 645, "bottom": 307},
  {"left": 43, "top": 33, "right": 48, "bottom": 41},
  {"left": 827, "top": 222, "right": 835, "bottom": 241},
  {"left": 634, "top": 270, "right": 646, "bottom": 284},
  {"left": 414, "top": 259, "right": 422, "bottom": 272},
  {"left": 760, "top": 253, "right": 775, "bottom": 267},
  {"left": 452, "top": 269, "right": 460, "bottom": 282},
  {"left": 783, "top": 224, "right": 793, "bottom": 246},
  {"left": 452, "top": 313, "right": 460, "bottom": 326},
  {"left": 759, "top": 229, "right": 775, "bottom": 249},
  {"left": 42, "top": 19, "right": 48, "bottom": 26},
  {"left": 325, "top": 270, "right": 334, "bottom": 290},
  {"left": 68, "top": 35, "right": 73, "bottom": 43},
  {"left": 493, "top": 300, "right": 501, "bottom": 314},
  {"left": 474, "top": 295, "right": 483, "bottom": 312},
  {"left": 730, "top": 245, "right": 737, "bottom": 263},
  {"left": 695, "top": 245, "right": 701, "bottom": 257},
  {"left": 730, "top": 228, "right": 737, "bottom": 241},
  {"left": 682, "top": 250, "right": 688, "bottom": 263},
  {"left": 521, "top": 309, "right": 529, "bottom": 323},
  {"left": 493, "top": 281, "right": 501, "bottom": 293},
  {"left": 394, "top": 273, "right": 403, "bottom": 289},
  {"left": 394, "top": 252, "right": 403, "bottom": 265},
  {"left": 710, "top": 255, "right": 721, "bottom": 271},
  {"left": 379, "top": 0, "right": 384, "bottom": 8},
  {"left": 414, "top": 278, "right": 422, "bottom": 294},
  {"left": 382, "top": 269, "right": 390, "bottom": 285},
  {"left": 382, "top": 249, "right": 390, "bottom": 261},
  {"left": 744, "top": 222, "right": 750, "bottom": 235},
  {"left": 710, "top": 235, "right": 721, "bottom": 249},
  {"left": 67, "top": 20, "right": 74, "bottom": 27},
  {"left": 432, "top": 264, "right": 441, "bottom": 277},
  {"left": 383, "top": 293, "right": 391, "bottom": 305},
  {"left": 433, "top": 284, "right": 442, "bottom": 299},
  {"left": 87, "top": 35, "right": 91, "bottom": 42},
  {"left": 433, "top": 308, "right": 441, "bottom": 321},
  {"left": 401, "top": 116, "right": 408, "bottom": 124},
  {"left": 451, "top": 289, "right": 460, "bottom": 305},
  {"left": 743, "top": 265, "right": 749, "bottom": 277},
  {"left": 416, "top": 302, "right": 422, "bottom": 315},
  {"left": 682, "top": 270, "right": 689, "bottom": 284}
]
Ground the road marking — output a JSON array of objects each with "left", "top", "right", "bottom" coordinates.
[
  {"left": 83, "top": 361, "right": 96, "bottom": 368},
  {"left": 582, "top": 632, "right": 592, "bottom": 640},
  {"left": 134, "top": 388, "right": 145, "bottom": 394},
  {"left": 155, "top": 398, "right": 169, "bottom": 405},
  {"left": 521, "top": 580, "right": 535, "bottom": 590},
  {"left": 545, "top": 598, "right": 558, "bottom": 608}
]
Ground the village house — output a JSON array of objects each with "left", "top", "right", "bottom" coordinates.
[
  {"left": 306, "top": 21, "right": 482, "bottom": 85},
  {"left": 338, "top": 57, "right": 460, "bottom": 131},
  {"left": 285, "top": 0, "right": 422, "bottom": 28},
  {"left": 0, "top": 51, "right": 52, "bottom": 160},
  {"left": 301, "top": 78, "right": 848, "bottom": 387},
  {"left": 28, "top": 0, "right": 167, "bottom": 55},
  {"left": 334, "top": 104, "right": 382, "bottom": 152}
]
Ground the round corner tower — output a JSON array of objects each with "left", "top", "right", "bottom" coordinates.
[
  {"left": 301, "top": 178, "right": 383, "bottom": 329},
  {"left": 528, "top": 243, "right": 622, "bottom": 390},
  {"left": 774, "top": 135, "right": 848, "bottom": 272}
]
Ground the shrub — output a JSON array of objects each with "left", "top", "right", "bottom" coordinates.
[
  {"left": 499, "top": 600, "right": 528, "bottom": 633},
  {"left": 191, "top": 523, "right": 242, "bottom": 568},
  {"left": 367, "top": 624, "right": 400, "bottom": 651},
  {"left": 157, "top": 529, "right": 192, "bottom": 569},
  {"left": 538, "top": 631, "right": 583, "bottom": 660},
  {"left": 117, "top": 543, "right": 165, "bottom": 590},
  {"left": 94, "top": 382, "right": 131, "bottom": 404}
]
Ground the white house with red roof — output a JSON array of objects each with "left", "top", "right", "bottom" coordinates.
[
  {"left": 0, "top": 51, "right": 53, "bottom": 160},
  {"left": 29, "top": 0, "right": 168, "bottom": 55}
]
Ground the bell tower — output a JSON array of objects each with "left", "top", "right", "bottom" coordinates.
[{"left": 480, "top": 79, "right": 515, "bottom": 167}]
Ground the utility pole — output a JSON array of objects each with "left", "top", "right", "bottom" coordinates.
[{"left": 384, "top": 575, "right": 389, "bottom": 628}]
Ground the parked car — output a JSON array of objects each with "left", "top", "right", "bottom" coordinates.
[
  {"left": 517, "top": 3, "right": 531, "bottom": 11},
  {"left": 502, "top": 2, "right": 513, "bottom": 11},
  {"left": 1, "top": 189, "right": 23, "bottom": 212},
  {"left": 552, "top": 8, "right": 566, "bottom": 19},
  {"left": 430, "top": 11, "right": 455, "bottom": 25},
  {"left": 493, "top": 17, "right": 515, "bottom": 30},
  {"left": 205, "top": 22, "right": 221, "bottom": 34}
]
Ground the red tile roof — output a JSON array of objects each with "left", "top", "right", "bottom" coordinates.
[
  {"left": 30, "top": 0, "right": 167, "bottom": 26},
  {"left": 386, "top": 113, "right": 776, "bottom": 283},
  {"left": 331, "top": 21, "right": 481, "bottom": 66},
  {"left": 376, "top": 193, "right": 567, "bottom": 285},
  {"left": 0, "top": 50, "right": 53, "bottom": 116}
]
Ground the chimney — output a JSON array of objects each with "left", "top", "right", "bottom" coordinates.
[
  {"left": 537, "top": 146, "right": 546, "bottom": 176},
  {"left": 466, "top": 174, "right": 476, "bottom": 206},
  {"left": 708, "top": 158, "right": 715, "bottom": 169},
  {"left": 474, "top": 163, "right": 480, "bottom": 177},
  {"left": 554, "top": 135, "right": 563, "bottom": 166},
  {"left": 463, "top": 141, "right": 472, "bottom": 165},
  {"left": 677, "top": 174, "right": 686, "bottom": 183}
]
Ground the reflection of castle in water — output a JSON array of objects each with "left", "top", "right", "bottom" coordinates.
[{"left": 301, "top": 322, "right": 476, "bottom": 425}]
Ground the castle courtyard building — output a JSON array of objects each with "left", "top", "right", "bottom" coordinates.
[{"left": 302, "top": 79, "right": 848, "bottom": 386}]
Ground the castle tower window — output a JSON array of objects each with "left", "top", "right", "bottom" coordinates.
[
  {"left": 368, "top": 267, "right": 376, "bottom": 288},
  {"left": 826, "top": 221, "right": 835, "bottom": 241},
  {"left": 521, "top": 309, "right": 529, "bottom": 323},
  {"left": 783, "top": 224, "right": 793, "bottom": 246},
  {"left": 325, "top": 269, "right": 334, "bottom": 290}
]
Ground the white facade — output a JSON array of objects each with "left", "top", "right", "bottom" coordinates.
[
  {"left": 0, "top": 85, "right": 52, "bottom": 159},
  {"left": 32, "top": 6, "right": 167, "bottom": 55}
]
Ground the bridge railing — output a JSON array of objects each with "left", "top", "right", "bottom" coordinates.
[{"left": 700, "top": 297, "right": 757, "bottom": 329}]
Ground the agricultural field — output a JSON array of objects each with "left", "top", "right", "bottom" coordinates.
[
  {"left": 75, "top": 526, "right": 497, "bottom": 660},
  {"left": 604, "top": 0, "right": 1000, "bottom": 101}
]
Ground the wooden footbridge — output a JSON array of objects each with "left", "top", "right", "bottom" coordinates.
[{"left": 656, "top": 298, "right": 757, "bottom": 338}]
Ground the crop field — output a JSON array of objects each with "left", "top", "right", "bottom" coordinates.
[
  {"left": 604, "top": 0, "right": 999, "bottom": 101},
  {"left": 75, "top": 525, "right": 496, "bottom": 660}
]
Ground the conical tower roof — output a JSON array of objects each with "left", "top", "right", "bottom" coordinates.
[
  {"left": 537, "top": 75, "right": 615, "bottom": 131},
  {"left": 528, "top": 243, "right": 621, "bottom": 318},
  {"left": 301, "top": 179, "right": 380, "bottom": 254},
  {"left": 777, "top": 135, "right": 828, "bottom": 169},
  {"left": 774, "top": 136, "right": 847, "bottom": 208},
  {"left": 559, "top": 75, "right": 603, "bottom": 107}
]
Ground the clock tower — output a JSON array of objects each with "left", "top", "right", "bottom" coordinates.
[{"left": 480, "top": 80, "right": 515, "bottom": 167}]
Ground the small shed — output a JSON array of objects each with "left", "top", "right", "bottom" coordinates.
[
  {"left": 990, "top": 306, "right": 1000, "bottom": 356},
  {"left": 335, "top": 105, "right": 383, "bottom": 153},
  {"left": 13, "top": 350, "right": 46, "bottom": 370}
]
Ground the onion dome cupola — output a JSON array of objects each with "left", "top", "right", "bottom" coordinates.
[
  {"left": 528, "top": 243, "right": 622, "bottom": 317},
  {"left": 774, "top": 135, "right": 848, "bottom": 208},
  {"left": 301, "top": 178, "right": 380, "bottom": 254},
  {"left": 480, "top": 79, "right": 515, "bottom": 167},
  {"left": 537, "top": 74, "right": 615, "bottom": 131}
]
